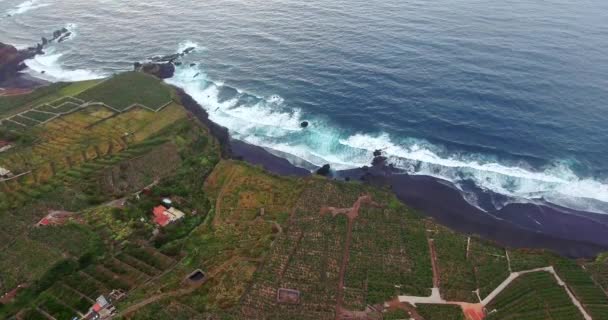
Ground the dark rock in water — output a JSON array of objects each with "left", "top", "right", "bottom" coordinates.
[
  {"left": 300, "top": 121, "right": 309, "bottom": 128},
  {"left": 190, "top": 63, "right": 196, "bottom": 67},
  {"left": 372, "top": 155, "right": 387, "bottom": 167},
  {"left": 316, "top": 164, "right": 331, "bottom": 176},
  {"left": 183, "top": 47, "right": 196, "bottom": 54},
  {"left": 193, "top": 72, "right": 200, "bottom": 78},
  {"left": 41, "top": 37, "right": 48, "bottom": 46},
  {"left": 136, "top": 62, "right": 175, "bottom": 79},
  {"left": 133, "top": 62, "right": 142, "bottom": 69},
  {"left": 373, "top": 149, "right": 382, "bottom": 157},
  {"left": 174, "top": 61, "right": 182, "bottom": 66},
  {"left": 41, "top": 71, "right": 46, "bottom": 74}
]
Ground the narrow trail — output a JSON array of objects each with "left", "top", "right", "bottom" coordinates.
[
  {"left": 320, "top": 195, "right": 375, "bottom": 320},
  {"left": 428, "top": 238, "right": 440, "bottom": 288}
]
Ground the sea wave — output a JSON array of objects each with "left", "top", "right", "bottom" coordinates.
[
  {"left": 23, "top": 24, "right": 108, "bottom": 82},
  {"left": 6, "top": 0, "right": 49, "bottom": 16},
  {"left": 165, "top": 54, "right": 608, "bottom": 214}
]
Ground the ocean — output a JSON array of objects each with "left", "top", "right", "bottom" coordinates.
[{"left": 2, "top": 0, "right": 608, "bottom": 214}]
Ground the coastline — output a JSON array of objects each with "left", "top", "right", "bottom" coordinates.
[
  {"left": 223, "top": 121, "right": 608, "bottom": 258},
  {"left": 6, "top": 67, "right": 607, "bottom": 259}
]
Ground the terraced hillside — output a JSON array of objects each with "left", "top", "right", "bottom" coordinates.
[
  {"left": 0, "top": 72, "right": 607, "bottom": 320},
  {"left": 0, "top": 71, "right": 221, "bottom": 319}
]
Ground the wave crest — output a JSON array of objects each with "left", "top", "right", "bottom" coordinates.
[{"left": 6, "top": 0, "right": 49, "bottom": 16}]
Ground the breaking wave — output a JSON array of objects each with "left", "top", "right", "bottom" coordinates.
[
  {"left": 165, "top": 46, "right": 608, "bottom": 214},
  {"left": 6, "top": 0, "right": 49, "bottom": 16},
  {"left": 23, "top": 24, "right": 108, "bottom": 81}
]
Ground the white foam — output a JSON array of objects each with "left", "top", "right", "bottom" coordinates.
[
  {"left": 6, "top": 0, "right": 49, "bottom": 16},
  {"left": 177, "top": 40, "right": 201, "bottom": 53},
  {"left": 164, "top": 45, "right": 608, "bottom": 214},
  {"left": 24, "top": 47, "right": 108, "bottom": 82}
]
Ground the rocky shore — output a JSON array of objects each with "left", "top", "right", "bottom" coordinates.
[
  {"left": 133, "top": 46, "right": 197, "bottom": 79},
  {"left": 0, "top": 27, "right": 72, "bottom": 87}
]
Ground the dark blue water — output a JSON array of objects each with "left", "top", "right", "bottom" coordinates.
[{"left": 1, "top": 0, "right": 608, "bottom": 212}]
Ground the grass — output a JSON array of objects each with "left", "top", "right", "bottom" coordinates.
[{"left": 76, "top": 72, "right": 172, "bottom": 111}]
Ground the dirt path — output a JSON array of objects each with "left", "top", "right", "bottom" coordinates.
[
  {"left": 322, "top": 195, "right": 375, "bottom": 320},
  {"left": 428, "top": 238, "right": 440, "bottom": 288}
]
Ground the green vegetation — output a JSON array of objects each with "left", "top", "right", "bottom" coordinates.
[
  {"left": 470, "top": 238, "right": 510, "bottom": 298},
  {"left": 0, "top": 82, "right": 69, "bottom": 117},
  {"left": 432, "top": 226, "right": 478, "bottom": 302},
  {"left": 417, "top": 304, "right": 464, "bottom": 320},
  {"left": 487, "top": 272, "right": 585, "bottom": 320},
  {"left": 76, "top": 72, "right": 172, "bottom": 110}
]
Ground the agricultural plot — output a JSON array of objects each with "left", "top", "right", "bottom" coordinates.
[
  {"left": 469, "top": 238, "right": 510, "bottom": 298},
  {"left": 0, "top": 80, "right": 99, "bottom": 118},
  {"left": 585, "top": 253, "right": 608, "bottom": 296},
  {"left": 21, "top": 110, "right": 56, "bottom": 122},
  {"left": 431, "top": 224, "right": 478, "bottom": 302},
  {"left": 239, "top": 180, "right": 357, "bottom": 319},
  {"left": 0, "top": 101, "right": 187, "bottom": 202},
  {"left": 76, "top": 72, "right": 173, "bottom": 111},
  {"left": 507, "top": 249, "right": 556, "bottom": 272},
  {"left": 486, "top": 271, "right": 585, "bottom": 320},
  {"left": 553, "top": 259, "right": 608, "bottom": 319},
  {"left": 346, "top": 205, "right": 433, "bottom": 306},
  {"left": 416, "top": 304, "right": 464, "bottom": 320}
]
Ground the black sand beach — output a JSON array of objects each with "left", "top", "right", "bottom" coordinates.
[{"left": 229, "top": 131, "right": 608, "bottom": 258}]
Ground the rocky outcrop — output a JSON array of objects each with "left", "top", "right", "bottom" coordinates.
[
  {"left": 134, "top": 46, "right": 197, "bottom": 79},
  {"left": 133, "top": 61, "right": 175, "bottom": 79},
  {"left": 0, "top": 27, "right": 71, "bottom": 84},
  {"left": 0, "top": 43, "right": 41, "bottom": 83}
]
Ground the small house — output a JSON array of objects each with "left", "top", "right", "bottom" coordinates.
[{"left": 153, "top": 205, "right": 185, "bottom": 227}]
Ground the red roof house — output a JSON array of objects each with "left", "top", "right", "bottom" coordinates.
[{"left": 153, "top": 205, "right": 170, "bottom": 226}]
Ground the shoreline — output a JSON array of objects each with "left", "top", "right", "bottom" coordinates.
[
  {"left": 225, "top": 123, "right": 608, "bottom": 258},
  {"left": 6, "top": 68, "right": 607, "bottom": 259}
]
